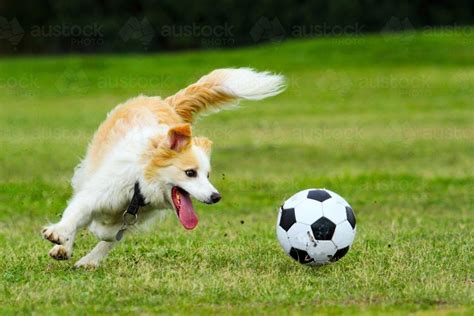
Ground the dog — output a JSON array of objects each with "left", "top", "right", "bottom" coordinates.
[{"left": 41, "top": 68, "right": 285, "bottom": 267}]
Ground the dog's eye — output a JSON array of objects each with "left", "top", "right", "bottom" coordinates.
[
  {"left": 207, "top": 172, "right": 210, "bottom": 179},
  {"left": 185, "top": 169, "right": 197, "bottom": 178}
]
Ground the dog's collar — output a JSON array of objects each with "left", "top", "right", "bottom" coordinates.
[
  {"left": 116, "top": 182, "right": 147, "bottom": 241},
  {"left": 125, "top": 182, "right": 147, "bottom": 218}
]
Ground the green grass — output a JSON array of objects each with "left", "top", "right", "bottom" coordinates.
[{"left": 1, "top": 30, "right": 473, "bottom": 315}]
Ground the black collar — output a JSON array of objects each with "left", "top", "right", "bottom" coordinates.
[
  {"left": 124, "top": 182, "right": 147, "bottom": 218},
  {"left": 116, "top": 182, "right": 147, "bottom": 241}
]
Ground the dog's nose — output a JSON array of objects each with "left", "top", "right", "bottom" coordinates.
[{"left": 210, "top": 192, "right": 221, "bottom": 204}]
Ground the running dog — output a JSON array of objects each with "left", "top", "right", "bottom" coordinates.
[{"left": 41, "top": 68, "right": 285, "bottom": 267}]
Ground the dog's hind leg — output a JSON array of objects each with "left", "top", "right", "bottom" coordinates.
[
  {"left": 42, "top": 192, "right": 95, "bottom": 260},
  {"left": 74, "top": 241, "right": 118, "bottom": 268}
]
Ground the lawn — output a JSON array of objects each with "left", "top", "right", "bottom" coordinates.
[{"left": 0, "top": 30, "right": 473, "bottom": 315}]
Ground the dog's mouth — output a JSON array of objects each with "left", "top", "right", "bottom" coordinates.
[{"left": 171, "top": 186, "right": 198, "bottom": 230}]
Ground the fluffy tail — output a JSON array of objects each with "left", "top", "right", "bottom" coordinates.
[{"left": 165, "top": 68, "right": 285, "bottom": 123}]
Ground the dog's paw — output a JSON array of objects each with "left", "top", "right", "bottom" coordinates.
[
  {"left": 74, "top": 258, "right": 99, "bottom": 269},
  {"left": 42, "top": 226, "right": 64, "bottom": 245},
  {"left": 48, "top": 245, "right": 70, "bottom": 260}
]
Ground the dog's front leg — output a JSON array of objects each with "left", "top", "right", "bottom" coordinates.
[
  {"left": 42, "top": 192, "right": 95, "bottom": 260},
  {"left": 74, "top": 241, "right": 118, "bottom": 268}
]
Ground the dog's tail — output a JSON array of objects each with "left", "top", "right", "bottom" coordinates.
[{"left": 165, "top": 68, "right": 285, "bottom": 123}]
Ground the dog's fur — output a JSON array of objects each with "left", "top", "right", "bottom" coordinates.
[{"left": 41, "top": 68, "right": 285, "bottom": 267}]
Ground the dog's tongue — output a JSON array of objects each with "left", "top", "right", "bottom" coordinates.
[{"left": 177, "top": 189, "right": 198, "bottom": 230}]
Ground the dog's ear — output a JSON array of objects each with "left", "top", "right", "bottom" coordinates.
[
  {"left": 168, "top": 124, "right": 192, "bottom": 152},
  {"left": 193, "top": 137, "right": 213, "bottom": 157}
]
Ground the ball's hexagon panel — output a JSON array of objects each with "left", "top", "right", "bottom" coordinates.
[
  {"left": 294, "top": 199, "right": 323, "bottom": 225},
  {"left": 287, "top": 222, "right": 312, "bottom": 250},
  {"left": 283, "top": 189, "right": 310, "bottom": 209},
  {"left": 330, "top": 246, "right": 350, "bottom": 262},
  {"left": 346, "top": 206, "right": 356, "bottom": 229},
  {"left": 276, "top": 225, "right": 292, "bottom": 253},
  {"left": 331, "top": 220, "right": 355, "bottom": 249},
  {"left": 279, "top": 207, "right": 296, "bottom": 232},
  {"left": 306, "top": 240, "right": 337, "bottom": 264},
  {"left": 311, "top": 217, "right": 336, "bottom": 240},
  {"left": 322, "top": 198, "right": 347, "bottom": 225},
  {"left": 289, "top": 247, "right": 315, "bottom": 265},
  {"left": 307, "top": 189, "right": 331, "bottom": 202}
]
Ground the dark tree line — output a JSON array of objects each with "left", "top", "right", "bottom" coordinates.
[{"left": 0, "top": 0, "right": 473, "bottom": 54}]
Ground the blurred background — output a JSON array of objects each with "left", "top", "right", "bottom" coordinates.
[{"left": 1, "top": 0, "right": 473, "bottom": 54}]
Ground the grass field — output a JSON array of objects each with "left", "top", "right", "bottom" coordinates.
[{"left": 0, "top": 30, "right": 473, "bottom": 314}]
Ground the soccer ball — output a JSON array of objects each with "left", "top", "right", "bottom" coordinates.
[{"left": 276, "top": 188, "right": 356, "bottom": 265}]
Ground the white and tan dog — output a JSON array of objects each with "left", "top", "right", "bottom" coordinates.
[{"left": 41, "top": 68, "right": 285, "bottom": 267}]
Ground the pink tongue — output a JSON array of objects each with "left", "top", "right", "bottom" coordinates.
[{"left": 178, "top": 191, "right": 198, "bottom": 230}]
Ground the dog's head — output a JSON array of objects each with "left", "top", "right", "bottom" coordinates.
[{"left": 144, "top": 123, "right": 220, "bottom": 230}]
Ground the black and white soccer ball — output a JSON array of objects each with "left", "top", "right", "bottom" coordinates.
[{"left": 276, "top": 189, "right": 356, "bottom": 265}]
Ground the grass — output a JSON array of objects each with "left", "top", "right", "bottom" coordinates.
[{"left": 0, "top": 30, "right": 473, "bottom": 314}]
